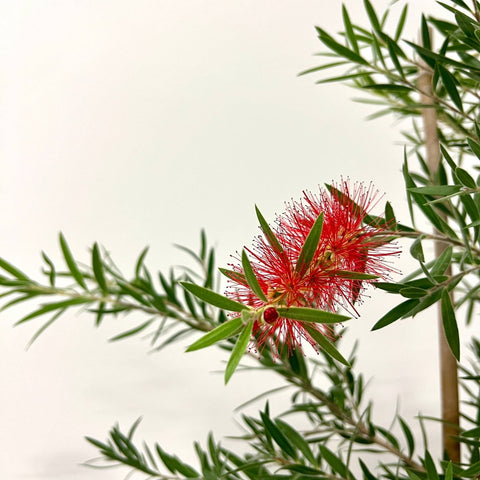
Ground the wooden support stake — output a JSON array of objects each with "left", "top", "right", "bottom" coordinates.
[{"left": 418, "top": 59, "right": 460, "bottom": 462}]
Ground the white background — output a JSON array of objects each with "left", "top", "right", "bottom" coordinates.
[{"left": 0, "top": 1, "right": 468, "bottom": 478}]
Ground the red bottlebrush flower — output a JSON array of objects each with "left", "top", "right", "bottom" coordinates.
[{"left": 225, "top": 180, "right": 399, "bottom": 356}]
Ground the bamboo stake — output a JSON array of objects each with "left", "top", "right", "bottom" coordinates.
[{"left": 418, "top": 59, "right": 460, "bottom": 461}]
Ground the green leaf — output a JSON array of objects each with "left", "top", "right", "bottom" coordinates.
[
  {"left": 410, "top": 237, "right": 425, "bottom": 262},
  {"left": 462, "top": 426, "right": 480, "bottom": 437},
  {"left": 276, "top": 306, "right": 349, "bottom": 324},
  {"left": 59, "top": 233, "right": 87, "bottom": 290},
  {"left": 303, "top": 324, "right": 350, "bottom": 366},
  {"left": 364, "top": 0, "right": 381, "bottom": 32},
  {"left": 363, "top": 84, "right": 411, "bottom": 93},
  {"left": 399, "top": 286, "right": 428, "bottom": 299},
  {"left": 371, "top": 299, "right": 419, "bottom": 330},
  {"left": 186, "top": 316, "right": 243, "bottom": 352},
  {"left": 342, "top": 5, "right": 359, "bottom": 53},
  {"left": 225, "top": 315, "right": 253, "bottom": 383},
  {"left": 421, "top": 14, "right": 431, "bottom": 50},
  {"left": 219, "top": 268, "right": 246, "bottom": 284},
  {"left": 15, "top": 298, "right": 91, "bottom": 325},
  {"left": 180, "top": 282, "right": 245, "bottom": 312},
  {"left": 394, "top": 4, "right": 408, "bottom": 42},
  {"left": 455, "top": 167, "right": 476, "bottom": 188},
  {"left": 242, "top": 250, "right": 267, "bottom": 301},
  {"left": 407, "top": 185, "right": 461, "bottom": 195},
  {"left": 444, "top": 462, "right": 453, "bottom": 480},
  {"left": 109, "top": 320, "right": 153, "bottom": 342},
  {"left": 255, "top": 205, "right": 284, "bottom": 254},
  {"left": 438, "top": 64, "right": 463, "bottom": 111},
  {"left": 295, "top": 212, "right": 324, "bottom": 276},
  {"left": 430, "top": 246, "right": 452, "bottom": 276},
  {"left": 41, "top": 251, "right": 56, "bottom": 287},
  {"left": 275, "top": 418, "right": 315, "bottom": 464},
  {"left": 423, "top": 450, "right": 439, "bottom": 480},
  {"left": 441, "top": 289, "right": 460, "bottom": 360},
  {"left": 319, "top": 445, "right": 351, "bottom": 477},
  {"left": 315, "top": 27, "right": 369, "bottom": 65},
  {"left": 260, "top": 411, "right": 296, "bottom": 459},
  {"left": 332, "top": 270, "right": 379, "bottom": 280},
  {"left": 467, "top": 137, "right": 480, "bottom": 159},
  {"left": 384, "top": 201, "right": 396, "bottom": 228},
  {"left": 92, "top": 243, "right": 108, "bottom": 293},
  {"left": 398, "top": 416, "right": 415, "bottom": 458},
  {"left": 134, "top": 246, "right": 149, "bottom": 278}
]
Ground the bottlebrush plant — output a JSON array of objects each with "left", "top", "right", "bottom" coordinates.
[{"left": 2, "top": 1, "right": 480, "bottom": 479}]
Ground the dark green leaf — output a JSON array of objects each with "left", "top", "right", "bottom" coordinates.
[
  {"left": 363, "top": 84, "right": 411, "bottom": 93},
  {"left": 394, "top": 4, "right": 409, "bottom": 41},
  {"left": 319, "top": 445, "right": 350, "bottom": 477},
  {"left": 41, "top": 251, "right": 56, "bottom": 287},
  {"left": 410, "top": 237, "right": 425, "bottom": 262},
  {"left": 423, "top": 450, "right": 439, "bottom": 480},
  {"left": 260, "top": 412, "right": 296, "bottom": 459},
  {"left": 276, "top": 306, "right": 349, "bottom": 324},
  {"left": 399, "top": 286, "right": 428, "bottom": 298},
  {"left": 303, "top": 324, "right": 350, "bottom": 366},
  {"left": 462, "top": 427, "right": 480, "bottom": 437},
  {"left": 15, "top": 298, "right": 91, "bottom": 325},
  {"left": 242, "top": 250, "right": 267, "bottom": 302},
  {"left": 315, "top": 27, "right": 369, "bottom": 65},
  {"left": 59, "top": 233, "right": 87, "bottom": 290},
  {"left": 467, "top": 137, "right": 480, "bottom": 159},
  {"left": 441, "top": 289, "right": 460, "bottom": 360},
  {"left": 421, "top": 14, "right": 431, "bottom": 50},
  {"left": 185, "top": 316, "right": 243, "bottom": 352},
  {"left": 225, "top": 315, "right": 253, "bottom": 383},
  {"left": 371, "top": 299, "right": 419, "bottom": 330},
  {"left": 430, "top": 246, "right": 452, "bottom": 276},
  {"left": 437, "top": 64, "right": 463, "bottom": 111},
  {"left": 295, "top": 212, "right": 324, "bottom": 276},
  {"left": 342, "top": 5, "right": 359, "bottom": 54},
  {"left": 180, "top": 282, "right": 245, "bottom": 312},
  {"left": 255, "top": 205, "right": 284, "bottom": 254},
  {"left": 364, "top": 0, "right": 381, "bottom": 32},
  {"left": 92, "top": 243, "right": 108, "bottom": 293},
  {"left": 398, "top": 417, "right": 415, "bottom": 458},
  {"left": 456, "top": 167, "right": 476, "bottom": 188},
  {"left": 275, "top": 419, "right": 315, "bottom": 464}
]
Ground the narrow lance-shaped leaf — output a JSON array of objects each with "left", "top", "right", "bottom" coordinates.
[
  {"left": 303, "top": 323, "right": 350, "bottom": 366},
  {"left": 15, "top": 298, "right": 92, "bottom": 325},
  {"left": 92, "top": 243, "right": 108, "bottom": 294},
  {"left": 437, "top": 64, "right": 463, "bottom": 112},
  {"left": 371, "top": 299, "right": 419, "bottom": 330},
  {"left": 0, "top": 258, "right": 30, "bottom": 282},
  {"left": 315, "top": 27, "right": 369, "bottom": 65},
  {"left": 342, "top": 5, "right": 359, "bottom": 54},
  {"left": 180, "top": 282, "right": 245, "bottom": 312},
  {"left": 276, "top": 306, "right": 349, "bottom": 324},
  {"left": 242, "top": 250, "right": 267, "bottom": 301},
  {"left": 430, "top": 246, "right": 452, "bottom": 277},
  {"left": 295, "top": 212, "right": 324, "bottom": 276},
  {"left": 186, "top": 316, "right": 243, "bottom": 352},
  {"left": 225, "top": 314, "right": 254, "bottom": 383},
  {"left": 441, "top": 289, "right": 460, "bottom": 360},
  {"left": 219, "top": 268, "right": 246, "bottom": 285},
  {"left": 455, "top": 167, "right": 476, "bottom": 188},
  {"left": 255, "top": 205, "right": 284, "bottom": 254},
  {"left": 59, "top": 232, "right": 88, "bottom": 290}
]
